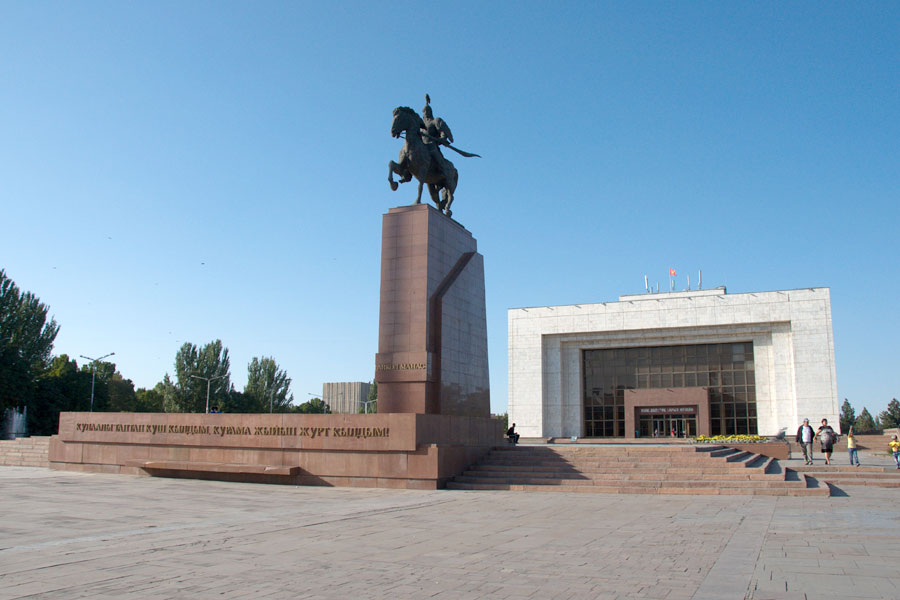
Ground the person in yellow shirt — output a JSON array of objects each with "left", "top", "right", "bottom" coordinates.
[
  {"left": 889, "top": 435, "right": 900, "bottom": 469},
  {"left": 846, "top": 426, "right": 860, "bottom": 466}
]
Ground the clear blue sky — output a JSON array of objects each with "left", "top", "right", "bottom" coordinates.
[{"left": 1, "top": 2, "right": 897, "bottom": 416}]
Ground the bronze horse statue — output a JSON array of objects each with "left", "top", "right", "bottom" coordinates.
[{"left": 388, "top": 106, "right": 458, "bottom": 217}]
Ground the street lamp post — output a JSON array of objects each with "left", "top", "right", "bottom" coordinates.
[
  {"left": 79, "top": 352, "right": 115, "bottom": 412},
  {"left": 361, "top": 399, "right": 375, "bottom": 414},
  {"left": 190, "top": 374, "right": 226, "bottom": 414}
]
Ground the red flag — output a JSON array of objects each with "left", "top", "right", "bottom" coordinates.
[{"left": 669, "top": 268, "right": 676, "bottom": 277}]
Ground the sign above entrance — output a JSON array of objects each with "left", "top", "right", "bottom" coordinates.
[{"left": 638, "top": 406, "right": 697, "bottom": 415}]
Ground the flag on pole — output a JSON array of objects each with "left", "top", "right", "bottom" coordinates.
[{"left": 669, "top": 268, "right": 676, "bottom": 276}]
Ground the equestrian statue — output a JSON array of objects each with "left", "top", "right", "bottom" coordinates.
[{"left": 388, "top": 94, "right": 479, "bottom": 218}]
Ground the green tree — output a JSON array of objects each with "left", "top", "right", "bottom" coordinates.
[
  {"left": 106, "top": 373, "right": 137, "bottom": 412},
  {"left": 839, "top": 398, "right": 856, "bottom": 434},
  {"left": 172, "top": 340, "right": 231, "bottom": 413},
  {"left": 243, "top": 357, "right": 294, "bottom": 413},
  {"left": 78, "top": 360, "right": 136, "bottom": 412},
  {"left": 135, "top": 386, "right": 165, "bottom": 412},
  {"left": 855, "top": 407, "right": 878, "bottom": 433},
  {"left": 81, "top": 360, "right": 116, "bottom": 382},
  {"left": 220, "top": 389, "right": 258, "bottom": 413},
  {"left": 0, "top": 269, "right": 60, "bottom": 413},
  {"left": 293, "top": 397, "right": 331, "bottom": 414},
  {"left": 877, "top": 398, "right": 900, "bottom": 430},
  {"left": 29, "top": 355, "right": 92, "bottom": 435},
  {"left": 156, "top": 374, "right": 180, "bottom": 413}
]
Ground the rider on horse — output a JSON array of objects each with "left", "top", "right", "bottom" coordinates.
[
  {"left": 388, "top": 95, "right": 479, "bottom": 217},
  {"left": 420, "top": 95, "right": 454, "bottom": 184}
]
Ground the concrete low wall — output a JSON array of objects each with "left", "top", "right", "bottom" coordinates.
[{"left": 50, "top": 412, "right": 504, "bottom": 489}]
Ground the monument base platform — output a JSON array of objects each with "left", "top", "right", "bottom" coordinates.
[{"left": 50, "top": 412, "right": 503, "bottom": 490}]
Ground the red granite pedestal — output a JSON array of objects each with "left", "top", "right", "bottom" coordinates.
[
  {"left": 375, "top": 204, "right": 490, "bottom": 416},
  {"left": 49, "top": 412, "right": 501, "bottom": 489},
  {"left": 49, "top": 205, "right": 502, "bottom": 488}
]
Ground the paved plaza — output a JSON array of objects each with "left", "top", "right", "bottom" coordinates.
[{"left": 1, "top": 465, "right": 899, "bottom": 600}]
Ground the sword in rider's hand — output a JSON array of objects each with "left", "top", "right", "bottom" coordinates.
[{"left": 422, "top": 132, "right": 481, "bottom": 158}]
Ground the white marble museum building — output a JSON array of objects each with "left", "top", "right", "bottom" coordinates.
[{"left": 508, "top": 287, "right": 838, "bottom": 439}]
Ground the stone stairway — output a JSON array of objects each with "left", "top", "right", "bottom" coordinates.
[
  {"left": 0, "top": 436, "right": 51, "bottom": 467},
  {"left": 447, "top": 444, "right": 829, "bottom": 496},
  {"left": 788, "top": 464, "right": 900, "bottom": 487}
]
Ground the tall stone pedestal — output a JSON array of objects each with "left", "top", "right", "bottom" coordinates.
[
  {"left": 375, "top": 204, "right": 490, "bottom": 416},
  {"left": 48, "top": 205, "right": 503, "bottom": 491}
]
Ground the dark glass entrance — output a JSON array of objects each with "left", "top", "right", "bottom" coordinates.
[
  {"left": 638, "top": 413, "right": 697, "bottom": 438},
  {"left": 584, "top": 341, "right": 757, "bottom": 437}
]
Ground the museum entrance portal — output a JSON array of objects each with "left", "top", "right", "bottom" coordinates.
[{"left": 638, "top": 412, "right": 697, "bottom": 438}]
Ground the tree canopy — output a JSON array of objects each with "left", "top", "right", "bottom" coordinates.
[
  {"left": 29, "top": 355, "right": 91, "bottom": 435},
  {"left": 0, "top": 270, "right": 59, "bottom": 413},
  {"left": 877, "top": 398, "right": 900, "bottom": 430},
  {"left": 135, "top": 386, "right": 165, "bottom": 413},
  {"left": 293, "top": 397, "right": 331, "bottom": 414},
  {"left": 855, "top": 407, "right": 878, "bottom": 433},
  {"left": 0, "top": 270, "right": 315, "bottom": 429},
  {"left": 839, "top": 398, "right": 856, "bottom": 433},
  {"left": 27, "top": 355, "right": 140, "bottom": 434},
  {"left": 243, "top": 356, "right": 294, "bottom": 413},
  {"left": 172, "top": 340, "right": 231, "bottom": 413}
]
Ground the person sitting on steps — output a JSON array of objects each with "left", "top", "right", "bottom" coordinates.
[{"left": 506, "top": 423, "right": 520, "bottom": 445}]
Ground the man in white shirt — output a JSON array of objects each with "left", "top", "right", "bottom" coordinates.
[{"left": 795, "top": 418, "right": 815, "bottom": 465}]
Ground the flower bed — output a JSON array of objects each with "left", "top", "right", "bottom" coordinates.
[
  {"left": 694, "top": 434, "right": 769, "bottom": 443},
  {"left": 693, "top": 435, "right": 790, "bottom": 458}
]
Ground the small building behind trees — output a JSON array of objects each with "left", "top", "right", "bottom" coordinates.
[{"left": 322, "top": 382, "right": 372, "bottom": 414}]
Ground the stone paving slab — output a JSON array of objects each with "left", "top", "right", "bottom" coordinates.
[{"left": 0, "top": 467, "right": 898, "bottom": 599}]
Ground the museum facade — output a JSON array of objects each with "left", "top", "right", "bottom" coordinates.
[{"left": 508, "top": 287, "right": 838, "bottom": 438}]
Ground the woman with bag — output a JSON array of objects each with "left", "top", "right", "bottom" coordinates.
[{"left": 815, "top": 418, "right": 838, "bottom": 465}]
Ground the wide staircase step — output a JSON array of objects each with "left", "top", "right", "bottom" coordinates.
[
  {"left": 788, "top": 464, "right": 900, "bottom": 487},
  {"left": 447, "top": 445, "right": 828, "bottom": 496},
  {"left": 0, "top": 436, "right": 51, "bottom": 468}
]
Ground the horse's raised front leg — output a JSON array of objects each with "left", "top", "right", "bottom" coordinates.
[
  {"left": 388, "top": 160, "right": 398, "bottom": 191},
  {"left": 388, "top": 160, "right": 405, "bottom": 191}
]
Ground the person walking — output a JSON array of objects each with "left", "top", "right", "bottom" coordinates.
[
  {"left": 796, "top": 418, "right": 815, "bottom": 465},
  {"left": 889, "top": 435, "right": 900, "bottom": 469},
  {"left": 816, "top": 418, "right": 838, "bottom": 465},
  {"left": 846, "top": 426, "right": 860, "bottom": 466}
]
